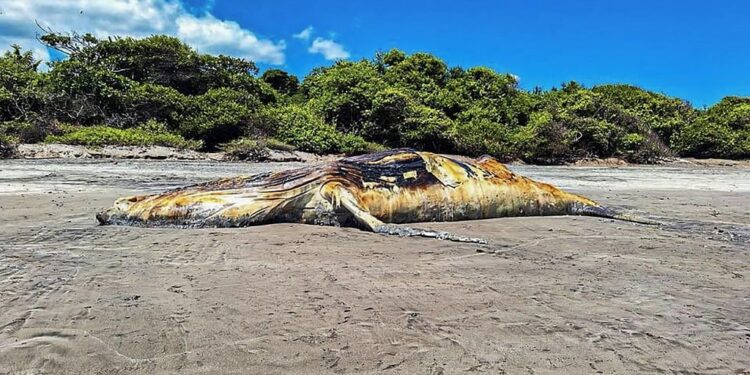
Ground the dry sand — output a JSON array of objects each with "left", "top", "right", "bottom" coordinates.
[{"left": 1, "top": 159, "right": 748, "bottom": 374}]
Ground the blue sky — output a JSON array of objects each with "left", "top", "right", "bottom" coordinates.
[{"left": 2, "top": 0, "right": 748, "bottom": 106}]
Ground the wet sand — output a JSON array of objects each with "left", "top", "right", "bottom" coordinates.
[{"left": 1, "top": 160, "right": 748, "bottom": 374}]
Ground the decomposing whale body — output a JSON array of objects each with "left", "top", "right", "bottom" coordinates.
[{"left": 96, "top": 149, "right": 657, "bottom": 243}]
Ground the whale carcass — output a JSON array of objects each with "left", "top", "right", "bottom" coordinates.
[{"left": 96, "top": 149, "right": 656, "bottom": 243}]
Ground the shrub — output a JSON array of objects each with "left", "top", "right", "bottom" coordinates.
[
  {"left": 0, "top": 119, "right": 52, "bottom": 143},
  {"left": 219, "top": 138, "right": 270, "bottom": 161},
  {"left": 122, "top": 83, "right": 190, "bottom": 129},
  {"left": 512, "top": 111, "right": 578, "bottom": 163},
  {"left": 261, "top": 105, "right": 340, "bottom": 153},
  {"left": 364, "top": 88, "right": 410, "bottom": 145},
  {"left": 0, "top": 133, "right": 18, "bottom": 158},
  {"left": 178, "top": 88, "right": 259, "bottom": 147},
  {"left": 302, "top": 60, "right": 385, "bottom": 132},
  {"left": 619, "top": 132, "right": 669, "bottom": 163},
  {"left": 400, "top": 104, "right": 454, "bottom": 151},
  {"left": 592, "top": 84, "right": 696, "bottom": 141},
  {"left": 452, "top": 105, "right": 513, "bottom": 158},
  {"left": 45, "top": 122, "right": 202, "bottom": 149},
  {"left": 0, "top": 45, "right": 43, "bottom": 122},
  {"left": 671, "top": 119, "right": 740, "bottom": 158},
  {"left": 672, "top": 97, "right": 750, "bottom": 158},
  {"left": 44, "top": 59, "right": 134, "bottom": 125},
  {"left": 265, "top": 138, "right": 296, "bottom": 152},
  {"left": 259, "top": 104, "right": 378, "bottom": 154},
  {"left": 338, "top": 133, "right": 385, "bottom": 155},
  {"left": 261, "top": 69, "right": 299, "bottom": 96}
]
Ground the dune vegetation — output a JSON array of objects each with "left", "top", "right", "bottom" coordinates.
[{"left": 1, "top": 33, "right": 748, "bottom": 162}]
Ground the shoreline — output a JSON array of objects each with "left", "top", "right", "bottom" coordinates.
[{"left": 4, "top": 143, "right": 750, "bottom": 168}]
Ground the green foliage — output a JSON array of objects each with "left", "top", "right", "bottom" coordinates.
[
  {"left": 400, "top": 104, "right": 454, "bottom": 151},
  {"left": 671, "top": 97, "right": 750, "bottom": 158},
  {"left": 523, "top": 82, "right": 676, "bottom": 162},
  {"left": 672, "top": 119, "right": 741, "bottom": 158},
  {"left": 265, "top": 138, "right": 297, "bottom": 152},
  {"left": 220, "top": 137, "right": 300, "bottom": 161},
  {"left": 364, "top": 88, "right": 410, "bottom": 145},
  {"left": 46, "top": 34, "right": 261, "bottom": 96},
  {"left": 261, "top": 69, "right": 299, "bottom": 96},
  {"left": 0, "top": 133, "right": 18, "bottom": 157},
  {"left": 302, "top": 60, "right": 385, "bottom": 132},
  {"left": 512, "top": 111, "right": 578, "bottom": 162},
  {"left": 178, "top": 88, "right": 260, "bottom": 147},
  {"left": 45, "top": 122, "right": 202, "bottom": 149},
  {"left": 45, "top": 59, "right": 134, "bottom": 124},
  {"left": 0, "top": 119, "right": 49, "bottom": 143},
  {"left": 259, "top": 104, "right": 377, "bottom": 154},
  {"left": 0, "top": 45, "right": 43, "bottom": 122},
  {"left": 383, "top": 52, "right": 448, "bottom": 98},
  {"left": 260, "top": 104, "right": 343, "bottom": 154},
  {"left": 219, "top": 138, "right": 270, "bottom": 161},
  {"left": 122, "top": 83, "right": 189, "bottom": 129},
  {"left": 0, "top": 35, "right": 747, "bottom": 161},
  {"left": 592, "top": 84, "right": 696, "bottom": 141}
]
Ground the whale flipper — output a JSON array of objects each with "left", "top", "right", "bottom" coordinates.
[{"left": 333, "top": 185, "right": 487, "bottom": 244}]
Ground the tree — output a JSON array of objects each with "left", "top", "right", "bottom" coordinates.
[
  {"left": 672, "top": 97, "right": 750, "bottom": 158},
  {"left": 40, "top": 33, "right": 264, "bottom": 97},
  {"left": 382, "top": 52, "right": 448, "bottom": 106},
  {"left": 261, "top": 69, "right": 299, "bottom": 95},
  {"left": 178, "top": 88, "right": 260, "bottom": 148},
  {"left": 0, "top": 45, "right": 42, "bottom": 121},
  {"left": 302, "top": 60, "right": 385, "bottom": 132}
]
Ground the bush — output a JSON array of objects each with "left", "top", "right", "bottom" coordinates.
[
  {"left": 512, "top": 111, "right": 578, "bottom": 163},
  {"left": 0, "top": 133, "right": 18, "bottom": 158},
  {"left": 364, "top": 88, "right": 410, "bottom": 145},
  {"left": 178, "top": 88, "right": 259, "bottom": 147},
  {"left": 400, "top": 104, "right": 454, "bottom": 151},
  {"left": 671, "top": 119, "right": 741, "bottom": 158},
  {"left": 45, "top": 122, "right": 202, "bottom": 149},
  {"left": 619, "top": 132, "right": 669, "bottom": 163},
  {"left": 122, "top": 83, "right": 190, "bottom": 129},
  {"left": 363, "top": 88, "right": 454, "bottom": 151},
  {"left": 338, "top": 133, "right": 385, "bottom": 155},
  {"left": 0, "top": 119, "right": 52, "bottom": 143},
  {"left": 592, "top": 84, "right": 696, "bottom": 141},
  {"left": 259, "top": 104, "right": 379, "bottom": 154},
  {"left": 302, "top": 60, "right": 385, "bottom": 132},
  {"left": 219, "top": 138, "right": 270, "bottom": 161},
  {"left": 261, "top": 69, "right": 299, "bottom": 96},
  {"left": 44, "top": 59, "right": 134, "bottom": 125},
  {"left": 0, "top": 45, "right": 43, "bottom": 122},
  {"left": 265, "top": 138, "right": 296, "bottom": 152},
  {"left": 672, "top": 97, "right": 750, "bottom": 158}
]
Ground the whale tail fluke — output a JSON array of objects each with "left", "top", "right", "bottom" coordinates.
[{"left": 569, "top": 202, "right": 662, "bottom": 225}]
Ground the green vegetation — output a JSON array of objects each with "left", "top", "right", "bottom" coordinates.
[
  {"left": 219, "top": 138, "right": 271, "bottom": 161},
  {"left": 220, "top": 138, "right": 298, "bottom": 161},
  {"left": 45, "top": 121, "right": 202, "bottom": 149},
  {"left": 1, "top": 33, "right": 748, "bottom": 162},
  {"left": 0, "top": 133, "right": 17, "bottom": 157}
]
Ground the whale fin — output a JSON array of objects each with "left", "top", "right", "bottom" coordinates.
[
  {"left": 569, "top": 202, "right": 663, "bottom": 225},
  {"left": 334, "top": 186, "right": 487, "bottom": 244}
]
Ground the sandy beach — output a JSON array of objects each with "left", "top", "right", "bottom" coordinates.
[{"left": 1, "top": 159, "right": 748, "bottom": 374}]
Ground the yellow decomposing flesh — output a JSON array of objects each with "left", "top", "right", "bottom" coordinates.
[{"left": 97, "top": 149, "right": 637, "bottom": 243}]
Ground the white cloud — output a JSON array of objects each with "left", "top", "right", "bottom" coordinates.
[
  {"left": 293, "top": 26, "right": 313, "bottom": 41},
  {"left": 0, "top": 0, "right": 286, "bottom": 64},
  {"left": 176, "top": 14, "right": 285, "bottom": 64},
  {"left": 308, "top": 37, "right": 350, "bottom": 60}
]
